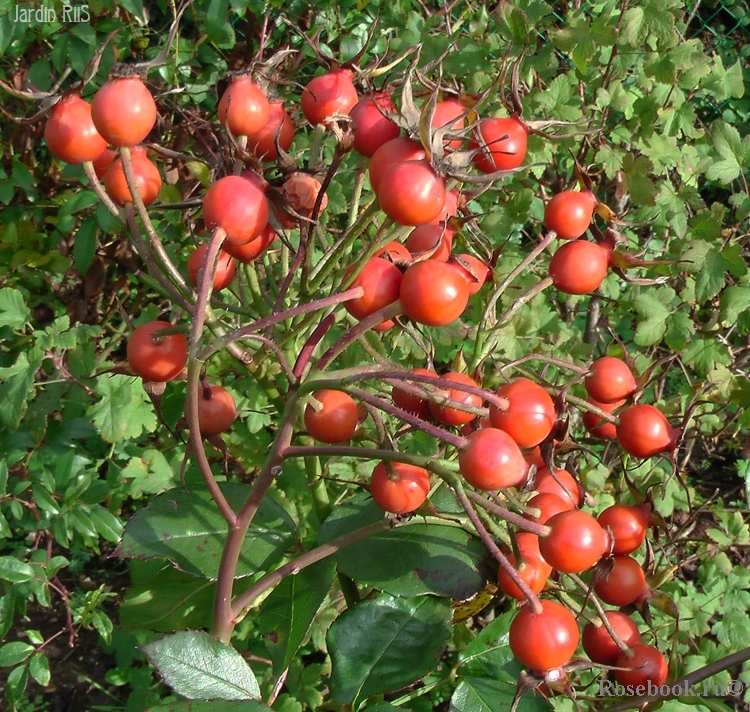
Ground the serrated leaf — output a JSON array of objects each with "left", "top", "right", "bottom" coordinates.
[
  {"left": 259, "top": 559, "right": 336, "bottom": 676},
  {"left": 683, "top": 338, "right": 731, "bottom": 378},
  {"left": 633, "top": 293, "right": 670, "bottom": 346},
  {"left": 328, "top": 593, "right": 452, "bottom": 705},
  {"left": 705, "top": 122, "right": 744, "bottom": 184},
  {"left": 142, "top": 631, "right": 261, "bottom": 701},
  {"left": 0, "top": 288, "right": 30, "bottom": 329},
  {"left": 88, "top": 374, "right": 157, "bottom": 442},
  {"left": 694, "top": 251, "right": 727, "bottom": 304},
  {"left": 145, "top": 702, "right": 273, "bottom": 712},
  {"left": 0, "top": 351, "right": 43, "bottom": 429},
  {"left": 117, "top": 483, "right": 298, "bottom": 579},
  {"left": 450, "top": 675, "right": 551, "bottom": 711}
]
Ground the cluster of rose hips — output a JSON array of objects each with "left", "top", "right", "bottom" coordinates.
[{"left": 43, "top": 58, "right": 677, "bottom": 697}]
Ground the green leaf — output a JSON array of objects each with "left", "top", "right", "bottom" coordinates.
[
  {"left": 327, "top": 593, "right": 452, "bottom": 705},
  {"left": 120, "top": 448, "right": 176, "bottom": 498},
  {"left": 117, "top": 483, "right": 298, "bottom": 579},
  {"left": 694, "top": 251, "right": 727, "bottom": 304},
  {"left": 29, "top": 653, "right": 50, "bottom": 687},
  {"left": 332, "top": 522, "right": 488, "bottom": 600},
  {"left": 89, "top": 504, "right": 124, "bottom": 543},
  {"left": 121, "top": 566, "right": 216, "bottom": 632},
  {"left": 450, "top": 675, "right": 551, "bottom": 711},
  {"left": 73, "top": 215, "right": 98, "bottom": 275},
  {"left": 0, "top": 642, "right": 35, "bottom": 667},
  {"left": 88, "top": 374, "right": 157, "bottom": 442},
  {"left": 142, "top": 631, "right": 261, "bottom": 700},
  {"left": 683, "top": 338, "right": 731, "bottom": 378},
  {"left": 0, "top": 351, "right": 43, "bottom": 429},
  {"left": 145, "top": 702, "right": 273, "bottom": 712},
  {"left": 6, "top": 664, "right": 29, "bottom": 709},
  {"left": 705, "top": 122, "right": 745, "bottom": 184},
  {"left": 0, "top": 288, "right": 30, "bottom": 329},
  {"left": 664, "top": 311, "right": 693, "bottom": 351},
  {"left": 259, "top": 559, "right": 336, "bottom": 676},
  {"left": 620, "top": 0, "right": 680, "bottom": 50},
  {"left": 633, "top": 292, "right": 671, "bottom": 346},
  {"left": 0, "top": 556, "right": 36, "bottom": 583}
]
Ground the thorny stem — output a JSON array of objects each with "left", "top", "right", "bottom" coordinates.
[
  {"left": 199, "top": 287, "right": 365, "bottom": 361},
  {"left": 231, "top": 520, "right": 388, "bottom": 622},
  {"left": 212, "top": 405, "right": 298, "bottom": 643},
  {"left": 446, "top": 472, "right": 543, "bottom": 615},
  {"left": 82, "top": 161, "right": 123, "bottom": 222},
  {"left": 568, "top": 573, "right": 633, "bottom": 658},
  {"left": 315, "top": 301, "right": 404, "bottom": 371},
  {"left": 465, "top": 490, "right": 551, "bottom": 538},
  {"left": 471, "top": 230, "right": 558, "bottom": 369},
  {"left": 185, "top": 227, "right": 237, "bottom": 528},
  {"left": 346, "top": 386, "right": 468, "bottom": 449},
  {"left": 124, "top": 205, "right": 194, "bottom": 313}
]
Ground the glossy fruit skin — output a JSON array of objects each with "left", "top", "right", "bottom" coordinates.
[
  {"left": 187, "top": 245, "right": 236, "bottom": 291},
  {"left": 449, "top": 254, "right": 490, "bottom": 295},
  {"left": 92, "top": 147, "right": 117, "bottom": 179},
  {"left": 431, "top": 98, "right": 465, "bottom": 150},
  {"left": 91, "top": 76, "right": 157, "bottom": 147},
  {"left": 429, "top": 188, "right": 460, "bottom": 227},
  {"left": 222, "top": 224, "right": 278, "bottom": 263},
  {"left": 489, "top": 378, "right": 556, "bottom": 448},
  {"left": 369, "top": 137, "right": 426, "bottom": 194},
  {"left": 597, "top": 504, "right": 651, "bottom": 555},
  {"left": 594, "top": 555, "right": 647, "bottom": 606},
  {"left": 391, "top": 368, "right": 439, "bottom": 419},
  {"left": 582, "top": 398, "right": 623, "bottom": 440},
  {"left": 191, "top": 384, "right": 236, "bottom": 436},
  {"left": 304, "top": 390, "right": 358, "bottom": 444},
  {"left": 585, "top": 356, "right": 637, "bottom": 404},
  {"left": 350, "top": 92, "right": 400, "bottom": 157},
  {"left": 378, "top": 160, "right": 446, "bottom": 226},
  {"left": 533, "top": 467, "right": 584, "bottom": 508},
  {"left": 246, "top": 100, "right": 294, "bottom": 160},
  {"left": 543, "top": 190, "right": 598, "bottom": 240},
  {"left": 344, "top": 257, "right": 403, "bottom": 320},
  {"left": 370, "top": 461, "right": 430, "bottom": 514},
  {"left": 459, "top": 427, "right": 528, "bottom": 490},
  {"left": 498, "top": 533, "right": 552, "bottom": 599},
  {"left": 218, "top": 76, "right": 271, "bottom": 137},
  {"left": 104, "top": 147, "right": 162, "bottom": 206},
  {"left": 203, "top": 175, "right": 269, "bottom": 247},
  {"left": 429, "top": 372, "right": 482, "bottom": 427},
  {"left": 405, "top": 225, "right": 454, "bottom": 261},
  {"left": 44, "top": 96, "right": 108, "bottom": 165},
  {"left": 549, "top": 239, "right": 609, "bottom": 295},
  {"left": 470, "top": 116, "right": 528, "bottom": 173},
  {"left": 509, "top": 600, "right": 580, "bottom": 672},
  {"left": 400, "top": 260, "right": 470, "bottom": 327},
  {"left": 617, "top": 404, "right": 677, "bottom": 458},
  {"left": 301, "top": 68, "right": 358, "bottom": 127},
  {"left": 540, "top": 510, "right": 610, "bottom": 573},
  {"left": 127, "top": 321, "right": 187, "bottom": 382},
  {"left": 582, "top": 611, "right": 641, "bottom": 665},
  {"left": 373, "top": 241, "right": 412, "bottom": 261},
  {"left": 615, "top": 644, "right": 669, "bottom": 688},
  {"left": 525, "top": 492, "right": 575, "bottom": 525}
]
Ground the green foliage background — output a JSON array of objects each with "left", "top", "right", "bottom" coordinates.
[{"left": 0, "top": 0, "right": 749, "bottom": 710}]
